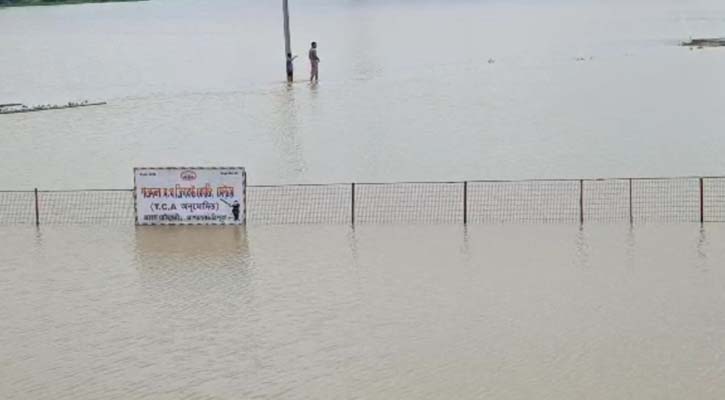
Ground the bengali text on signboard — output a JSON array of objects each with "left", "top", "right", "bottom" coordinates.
[{"left": 134, "top": 167, "right": 246, "bottom": 225}]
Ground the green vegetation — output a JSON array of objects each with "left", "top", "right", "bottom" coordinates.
[{"left": 0, "top": 0, "right": 143, "bottom": 7}]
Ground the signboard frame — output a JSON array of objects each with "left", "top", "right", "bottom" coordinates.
[{"left": 133, "top": 166, "right": 247, "bottom": 226}]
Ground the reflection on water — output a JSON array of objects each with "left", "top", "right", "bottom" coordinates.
[
  {"left": 696, "top": 226, "right": 709, "bottom": 271},
  {"left": 134, "top": 227, "right": 251, "bottom": 307},
  {"left": 134, "top": 225, "right": 249, "bottom": 259},
  {"left": 269, "top": 86, "right": 307, "bottom": 180},
  {"left": 575, "top": 226, "right": 591, "bottom": 269},
  {"left": 3, "top": 224, "right": 725, "bottom": 399}
]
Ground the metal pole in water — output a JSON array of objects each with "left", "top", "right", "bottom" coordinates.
[
  {"left": 282, "top": 0, "right": 292, "bottom": 76},
  {"left": 579, "top": 180, "right": 584, "bottom": 225},
  {"left": 463, "top": 181, "right": 468, "bottom": 225},
  {"left": 700, "top": 177, "right": 705, "bottom": 223},
  {"left": 351, "top": 183, "right": 356, "bottom": 226},
  {"left": 34, "top": 188, "right": 39, "bottom": 226},
  {"left": 628, "top": 178, "right": 633, "bottom": 225}
]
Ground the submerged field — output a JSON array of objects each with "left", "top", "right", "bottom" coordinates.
[
  {"left": 2, "top": 0, "right": 725, "bottom": 188},
  {"left": 2, "top": 224, "right": 725, "bottom": 399}
]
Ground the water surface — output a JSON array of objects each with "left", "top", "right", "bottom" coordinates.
[
  {"left": 2, "top": 0, "right": 725, "bottom": 188},
  {"left": 2, "top": 224, "right": 725, "bottom": 399}
]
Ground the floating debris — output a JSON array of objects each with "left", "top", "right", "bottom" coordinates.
[
  {"left": 0, "top": 100, "right": 107, "bottom": 115},
  {"left": 682, "top": 38, "right": 725, "bottom": 48}
]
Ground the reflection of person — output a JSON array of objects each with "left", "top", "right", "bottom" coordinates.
[
  {"left": 309, "top": 41, "right": 320, "bottom": 81},
  {"left": 220, "top": 199, "right": 242, "bottom": 222}
]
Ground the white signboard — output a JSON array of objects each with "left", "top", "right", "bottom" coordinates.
[{"left": 134, "top": 167, "right": 246, "bottom": 225}]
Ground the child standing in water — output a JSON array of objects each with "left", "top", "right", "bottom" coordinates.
[{"left": 286, "top": 53, "right": 298, "bottom": 82}]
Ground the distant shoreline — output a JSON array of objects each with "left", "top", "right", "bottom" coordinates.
[
  {"left": 681, "top": 38, "right": 725, "bottom": 48},
  {"left": 0, "top": 0, "right": 145, "bottom": 8}
]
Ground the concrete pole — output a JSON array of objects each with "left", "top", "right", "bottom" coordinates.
[{"left": 283, "top": 0, "right": 292, "bottom": 74}]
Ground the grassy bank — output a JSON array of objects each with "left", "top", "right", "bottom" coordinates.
[{"left": 0, "top": 0, "right": 144, "bottom": 7}]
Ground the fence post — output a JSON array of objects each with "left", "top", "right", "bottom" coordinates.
[
  {"left": 628, "top": 178, "right": 633, "bottom": 225},
  {"left": 700, "top": 177, "right": 704, "bottom": 224},
  {"left": 34, "top": 188, "right": 40, "bottom": 226},
  {"left": 579, "top": 180, "right": 584, "bottom": 225},
  {"left": 351, "top": 182, "right": 355, "bottom": 226},
  {"left": 463, "top": 181, "right": 468, "bottom": 225}
]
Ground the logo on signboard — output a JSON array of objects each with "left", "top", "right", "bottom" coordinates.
[{"left": 180, "top": 170, "right": 197, "bottom": 181}]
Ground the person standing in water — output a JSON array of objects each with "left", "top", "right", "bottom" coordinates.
[
  {"left": 286, "top": 53, "right": 297, "bottom": 82},
  {"left": 309, "top": 42, "right": 320, "bottom": 82}
]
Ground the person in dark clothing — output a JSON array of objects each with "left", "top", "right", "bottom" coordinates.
[
  {"left": 221, "top": 199, "right": 242, "bottom": 222},
  {"left": 286, "top": 53, "right": 298, "bottom": 82},
  {"left": 231, "top": 201, "right": 240, "bottom": 221}
]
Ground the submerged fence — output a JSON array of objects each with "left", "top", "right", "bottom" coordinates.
[{"left": 2, "top": 177, "right": 725, "bottom": 225}]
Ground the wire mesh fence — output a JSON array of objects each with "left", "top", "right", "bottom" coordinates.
[
  {"left": 467, "top": 180, "right": 580, "bottom": 223},
  {"left": 247, "top": 184, "right": 351, "bottom": 224},
  {"left": 0, "top": 191, "right": 35, "bottom": 224},
  {"left": 631, "top": 178, "right": 702, "bottom": 223},
  {"left": 1, "top": 177, "right": 725, "bottom": 225},
  {"left": 703, "top": 178, "right": 725, "bottom": 223},
  {"left": 38, "top": 190, "right": 135, "bottom": 225},
  {"left": 583, "top": 179, "right": 631, "bottom": 223},
  {"left": 356, "top": 182, "right": 463, "bottom": 224}
]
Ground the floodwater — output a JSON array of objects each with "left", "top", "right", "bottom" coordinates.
[
  {"left": 3, "top": 224, "right": 725, "bottom": 399},
  {"left": 1, "top": 0, "right": 725, "bottom": 189},
  {"left": 3, "top": 1, "right": 725, "bottom": 399}
]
